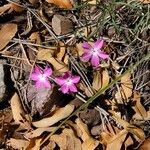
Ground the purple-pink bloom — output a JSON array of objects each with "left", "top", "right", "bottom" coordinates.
[
  {"left": 31, "top": 66, "right": 52, "bottom": 89},
  {"left": 81, "top": 39, "right": 109, "bottom": 67},
  {"left": 55, "top": 72, "right": 80, "bottom": 94}
]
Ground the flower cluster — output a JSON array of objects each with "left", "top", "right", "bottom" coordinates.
[{"left": 31, "top": 38, "right": 109, "bottom": 93}]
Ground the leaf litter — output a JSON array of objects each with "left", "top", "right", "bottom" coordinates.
[{"left": 0, "top": 0, "right": 150, "bottom": 150}]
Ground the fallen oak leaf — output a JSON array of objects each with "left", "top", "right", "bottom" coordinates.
[
  {"left": 0, "top": 23, "right": 17, "bottom": 51},
  {"left": 32, "top": 104, "right": 74, "bottom": 127}
]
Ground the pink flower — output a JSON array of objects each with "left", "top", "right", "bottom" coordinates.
[
  {"left": 31, "top": 66, "right": 52, "bottom": 89},
  {"left": 56, "top": 72, "right": 80, "bottom": 94},
  {"left": 81, "top": 39, "right": 109, "bottom": 67}
]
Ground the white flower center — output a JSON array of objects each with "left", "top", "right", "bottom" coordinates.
[
  {"left": 91, "top": 48, "right": 98, "bottom": 55},
  {"left": 65, "top": 79, "right": 73, "bottom": 86},
  {"left": 38, "top": 74, "right": 46, "bottom": 81}
]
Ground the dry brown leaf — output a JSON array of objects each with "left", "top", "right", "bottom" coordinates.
[
  {"left": 29, "top": 138, "right": 42, "bottom": 150},
  {"left": 29, "top": 0, "right": 39, "bottom": 4},
  {"left": 132, "top": 91, "right": 147, "bottom": 120},
  {"left": 52, "top": 14, "right": 73, "bottom": 35},
  {"left": 0, "top": 23, "right": 17, "bottom": 51},
  {"left": 138, "top": 138, "right": 150, "bottom": 150},
  {"left": 75, "top": 118, "right": 91, "bottom": 141},
  {"left": 37, "top": 49, "right": 68, "bottom": 72},
  {"left": 46, "top": 0, "right": 73, "bottom": 9},
  {"left": 32, "top": 104, "right": 74, "bottom": 127},
  {"left": 82, "top": 138, "right": 99, "bottom": 150},
  {"left": 92, "top": 69, "right": 109, "bottom": 91},
  {"left": 25, "top": 127, "right": 57, "bottom": 139},
  {"left": 50, "top": 128, "right": 82, "bottom": 150},
  {"left": 106, "top": 129, "right": 127, "bottom": 150},
  {"left": 42, "top": 140, "right": 56, "bottom": 150},
  {"left": 0, "top": 3, "right": 23, "bottom": 14},
  {"left": 6, "top": 138, "right": 29, "bottom": 150},
  {"left": 121, "top": 73, "right": 133, "bottom": 100},
  {"left": 29, "top": 32, "right": 41, "bottom": 45},
  {"left": 56, "top": 42, "right": 66, "bottom": 61},
  {"left": 76, "top": 118, "right": 99, "bottom": 150},
  {"left": 10, "top": 93, "right": 31, "bottom": 129},
  {"left": 112, "top": 113, "right": 145, "bottom": 141}
]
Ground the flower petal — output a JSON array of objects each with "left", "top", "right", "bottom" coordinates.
[
  {"left": 31, "top": 73, "right": 39, "bottom": 81},
  {"left": 63, "top": 72, "right": 71, "bottom": 79},
  {"left": 69, "top": 84, "right": 77, "bottom": 93},
  {"left": 82, "top": 42, "right": 92, "bottom": 49},
  {"left": 55, "top": 77, "right": 66, "bottom": 85},
  {"left": 98, "top": 51, "right": 109, "bottom": 59},
  {"left": 44, "top": 67, "right": 52, "bottom": 77},
  {"left": 60, "top": 84, "right": 69, "bottom": 94},
  {"left": 94, "top": 39, "right": 104, "bottom": 51},
  {"left": 43, "top": 80, "right": 51, "bottom": 88},
  {"left": 81, "top": 51, "right": 92, "bottom": 61},
  {"left": 33, "top": 66, "right": 41, "bottom": 74},
  {"left": 91, "top": 55, "right": 100, "bottom": 67},
  {"left": 72, "top": 76, "right": 80, "bottom": 83}
]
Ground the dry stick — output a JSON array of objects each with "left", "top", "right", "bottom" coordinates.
[
  {"left": 41, "top": 51, "right": 150, "bottom": 146},
  {"left": 11, "top": 38, "right": 56, "bottom": 49}
]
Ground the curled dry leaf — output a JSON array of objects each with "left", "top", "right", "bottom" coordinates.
[
  {"left": 46, "top": 0, "right": 73, "bottom": 9},
  {"left": 32, "top": 104, "right": 74, "bottom": 127},
  {"left": 50, "top": 128, "right": 82, "bottom": 150},
  {"left": 92, "top": 69, "right": 110, "bottom": 91},
  {"left": 25, "top": 127, "right": 57, "bottom": 139},
  {"left": 132, "top": 91, "right": 147, "bottom": 120},
  {"left": 121, "top": 72, "right": 133, "bottom": 100},
  {"left": 37, "top": 49, "right": 68, "bottom": 72},
  {"left": 0, "top": 23, "right": 17, "bottom": 51},
  {"left": 10, "top": 93, "right": 31, "bottom": 129},
  {"left": 76, "top": 118, "right": 99, "bottom": 150},
  {"left": 6, "top": 138, "right": 29, "bottom": 150}
]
